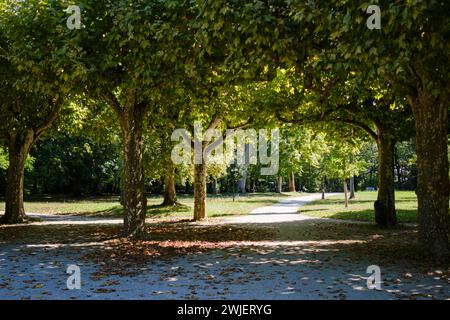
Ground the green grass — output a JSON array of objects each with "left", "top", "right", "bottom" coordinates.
[
  {"left": 299, "top": 191, "right": 419, "bottom": 223},
  {"left": 0, "top": 192, "right": 299, "bottom": 219}
]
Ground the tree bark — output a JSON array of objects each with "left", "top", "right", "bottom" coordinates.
[
  {"left": 374, "top": 134, "right": 398, "bottom": 227},
  {"left": 343, "top": 179, "right": 348, "bottom": 208},
  {"left": 277, "top": 176, "right": 283, "bottom": 193},
  {"left": 237, "top": 172, "right": 247, "bottom": 194},
  {"left": 193, "top": 163, "right": 207, "bottom": 221},
  {"left": 162, "top": 164, "right": 177, "bottom": 206},
  {"left": 118, "top": 105, "right": 147, "bottom": 237},
  {"left": 321, "top": 176, "right": 326, "bottom": 199},
  {"left": 349, "top": 176, "right": 355, "bottom": 199},
  {"left": 288, "top": 171, "right": 296, "bottom": 192},
  {"left": 211, "top": 178, "right": 218, "bottom": 195},
  {"left": 1, "top": 131, "right": 34, "bottom": 224},
  {"left": 411, "top": 90, "right": 450, "bottom": 256},
  {"left": 192, "top": 113, "right": 222, "bottom": 221}
]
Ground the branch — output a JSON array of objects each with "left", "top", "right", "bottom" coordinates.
[
  {"left": 100, "top": 91, "right": 123, "bottom": 115},
  {"left": 275, "top": 106, "right": 336, "bottom": 125},
  {"left": 225, "top": 117, "right": 253, "bottom": 130},
  {"left": 34, "top": 98, "right": 62, "bottom": 139},
  {"left": 334, "top": 117, "right": 378, "bottom": 141},
  {"left": 275, "top": 107, "right": 378, "bottom": 141},
  {"left": 206, "top": 113, "right": 222, "bottom": 131}
]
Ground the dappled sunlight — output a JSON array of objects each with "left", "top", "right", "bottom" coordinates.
[
  {"left": 0, "top": 193, "right": 448, "bottom": 300},
  {"left": 25, "top": 242, "right": 108, "bottom": 249},
  {"left": 299, "top": 191, "right": 422, "bottom": 223}
]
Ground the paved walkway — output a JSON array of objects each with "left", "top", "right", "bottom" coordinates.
[{"left": 226, "top": 193, "right": 340, "bottom": 224}]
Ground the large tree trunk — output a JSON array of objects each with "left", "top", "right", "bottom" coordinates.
[
  {"left": 288, "top": 171, "right": 296, "bottom": 192},
  {"left": 193, "top": 163, "right": 207, "bottom": 221},
  {"left": 411, "top": 90, "right": 450, "bottom": 256},
  {"left": 1, "top": 131, "right": 34, "bottom": 224},
  {"left": 119, "top": 106, "right": 147, "bottom": 237},
  {"left": 374, "top": 134, "right": 398, "bottom": 227},
  {"left": 162, "top": 164, "right": 177, "bottom": 206}
]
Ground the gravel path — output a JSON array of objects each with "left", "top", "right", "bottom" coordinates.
[
  {"left": 0, "top": 193, "right": 449, "bottom": 300},
  {"left": 225, "top": 193, "right": 341, "bottom": 224}
]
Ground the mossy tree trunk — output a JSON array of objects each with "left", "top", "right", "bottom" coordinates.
[
  {"left": 117, "top": 101, "right": 148, "bottom": 237},
  {"left": 1, "top": 104, "right": 60, "bottom": 225},
  {"left": 277, "top": 176, "right": 283, "bottom": 193},
  {"left": 343, "top": 179, "right": 348, "bottom": 208},
  {"left": 162, "top": 164, "right": 177, "bottom": 206},
  {"left": 1, "top": 131, "right": 34, "bottom": 224},
  {"left": 193, "top": 162, "right": 207, "bottom": 221},
  {"left": 288, "top": 171, "right": 296, "bottom": 192},
  {"left": 411, "top": 89, "right": 450, "bottom": 256},
  {"left": 374, "top": 132, "right": 398, "bottom": 227},
  {"left": 349, "top": 176, "right": 355, "bottom": 199}
]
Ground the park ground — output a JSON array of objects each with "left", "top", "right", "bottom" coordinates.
[{"left": 0, "top": 191, "right": 449, "bottom": 300}]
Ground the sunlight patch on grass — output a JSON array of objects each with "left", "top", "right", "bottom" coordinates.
[
  {"left": 299, "top": 191, "right": 419, "bottom": 223},
  {"left": 0, "top": 192, "right": 300, "bottom": 219}
]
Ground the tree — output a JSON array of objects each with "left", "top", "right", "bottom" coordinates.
[
  {"left": 204, "top": 0, "right": 449, "bottom": 256},
  {"left": 0, "top": 73, "right": 61, "bottom": 224},
  {"left": 7, "top": 0, "right": 202, "bottom": 236},
  {"left": 317, "top": 1, "right": 449, "bottom": 254},
  {"left": 268, "top": 65, "right": 414, "bottom": 227},
  {"left": 0, "top": 10, "right": 65, "bottom": 223},
  {"left": 320, "top": 131, "right": 367, "bottom": 208},
  {"left": 322, "top": 84, "right": 414, "bottom": 227}
]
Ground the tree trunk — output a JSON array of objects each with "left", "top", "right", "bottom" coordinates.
[
  {"left": 288, "top": 171, "right": 296, "bottom": 192},
  {"left": 349, "top": 176, "right": 355, "bottom": 199},
  {"left": 119, "top": 107, "right": 147, "bottom": 237},
  {"left": 162, "top": 164, "right": 177, "bottom": 206},
  {"left": 1, "top": 131, "right": 34, "bottom": 224},
  {"left": 237, "top": 173, "right": 247, "bottom": 194},
  {"left": 193, "top": 163, "right": 207, "bottom": 221},
  {"left": 375, "top": 134, "right": 397, "bottom": 227},
  {"left": 277, "top": 176, "right": 283, "bottom": 193},
  {"left": 321, "top": 176, "right": 326, "bottom": 199},
  {"left": 211, "top": 178, "right": 218, "bottom": 195},
  {"left": 343, "top": 179, "right": 348, "bottom": 208},
  {"left": 411, "top": 90, "right": 450, "bottom": 256}
]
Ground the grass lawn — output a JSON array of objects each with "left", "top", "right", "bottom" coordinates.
[
  {"left": 299, "top": 191, "right": 419, "bottom": 223},
  {"left": 0, "top": 192, "right": 299, "bottom": 219}
]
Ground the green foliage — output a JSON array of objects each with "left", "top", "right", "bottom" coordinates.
[
  {"left": 28, "top": 135, "right": 121, "bottom": 196},
  {"left": 0, "top": 0, "right": 446, "bottom": 203},
  {"left": 0, "top": 148, "right": 7, "bottom": 170}
]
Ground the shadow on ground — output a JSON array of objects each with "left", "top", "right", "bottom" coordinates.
[{"left": 0, "top": 217, "right": 448, "bottom": 300}]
